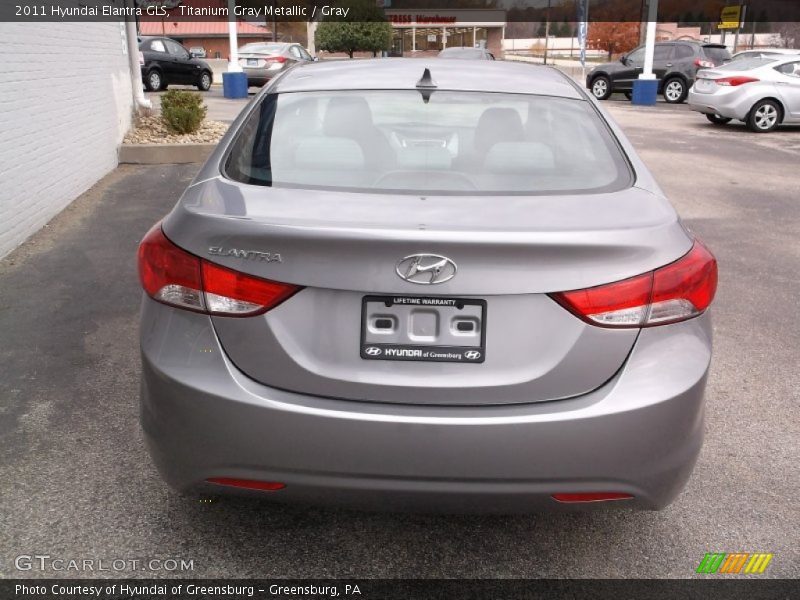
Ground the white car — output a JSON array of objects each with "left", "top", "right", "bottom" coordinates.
[
  {"left": 688, "top": 55, "right": 800, "bottom": 132},
  {"left": 730, "top": 48, "right": 800, "bottom": 62}
]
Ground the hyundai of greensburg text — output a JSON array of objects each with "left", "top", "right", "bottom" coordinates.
[{"left": 137, "top": 59, "right": 717, "bottom": 512}]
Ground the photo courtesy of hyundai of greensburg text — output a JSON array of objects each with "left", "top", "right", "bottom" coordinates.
[{"left": 0, "top": 1, "right": 798, "bottom": 599}]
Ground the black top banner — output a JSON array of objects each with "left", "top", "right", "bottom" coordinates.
[
  {"left": 2, "top": 0, "right": 800, "bottom": 23},
  {"left": 4, "top": 579, "right": 800, "bottom": 600}
]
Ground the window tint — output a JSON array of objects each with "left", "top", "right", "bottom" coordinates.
[
  {"left": 627, "top": 48, "right": 644, "bottom": 63},
  {"left": 440, "top": 48, "right": 486, "bottom": 59},
  {"left": 165, "top": 40, "right": 188, "bottom": 57},
  {"left": 719, "top": 57, "right": 771, "bottom": 71},
  {"left": 224, "top": 91, "right": 632, "bottom": 195},
  {"left": 289, "top": 46, "right": 302, "bottom": 58},
  {"left": 240, "top": 43, "right": 285, "bottom": 54},
  {"left": 150, "top": 40, "right": 166, "bottom": 53},
  {"left": 653, "top": 45, "right": 673, "bottom": 61},
  {"left": 776, "top": 61, "right": 800, "bottom": 77},
  {"left": 731, "top": 51, "right": 758, "bottom": 61},
  {"left": 702, "top": 46, "right": 731, "bottom": 62},
  {"left": 674, "top": 45, "right": 694, "bottom": 59},
  {"left": 299, "top": 47, "right": 313, "bottom": 60}
]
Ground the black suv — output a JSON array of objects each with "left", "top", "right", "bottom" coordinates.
[
  {"left": 139, "top": 36, "right": 213, "bottom": 92},
  {"left": 586, "top": 41, "right": 730, "bottom": 104}
]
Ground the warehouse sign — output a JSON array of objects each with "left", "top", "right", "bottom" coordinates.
[{"left": 719, "top": 5, "right": 743, "bottom": 29}]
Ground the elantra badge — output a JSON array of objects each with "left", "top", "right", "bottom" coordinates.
[{"left": 396, "top": 254, "right": 457, "bottom": 285}]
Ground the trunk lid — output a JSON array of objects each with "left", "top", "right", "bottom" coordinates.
[{"left": 162, "top": 179, "right": 691, "bottom": 406}]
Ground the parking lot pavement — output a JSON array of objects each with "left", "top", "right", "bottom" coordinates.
[{"left": 1, "top": 104, "right": 798, "bottom": 579}]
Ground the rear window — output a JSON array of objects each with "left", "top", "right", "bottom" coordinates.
[
  {"left": 718, "top": 57, "right": 773, "bottom": 71},
  {"left": 224, "top": 90, "right": 631, "bottom": 195},
  {"left": 440, "top": 48, "right": 486, "bottom": 59},
  {"left": 702, "top": 46, "right": 732, "bottom": 62},
  {"left": 241, "top": 44, "right": 284, "bottom": 54}
]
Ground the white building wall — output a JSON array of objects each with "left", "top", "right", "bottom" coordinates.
[{"left": 0, "top": 23, "right": 133, "bottom": 258}]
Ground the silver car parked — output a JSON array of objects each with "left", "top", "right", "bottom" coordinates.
[
  {"left": 689, "top": 55, "right": 800, "bottom": 131},
  {"left": 138, "top": 59, "right": 718, "bottom": 512},
  {"left": 238, "top": 42, "right": 314, "bottom": 87}
]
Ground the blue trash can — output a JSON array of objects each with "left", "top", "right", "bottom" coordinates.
[
  {"left": 223, "top": 72, "right": 248, "bottom": 99},
  {"left": 631, "top": 79, "right": 658, "bottom": 106}
]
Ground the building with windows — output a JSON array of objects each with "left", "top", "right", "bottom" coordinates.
[
  {"left": 385, "top": 9, "right": 506, "bottom": 57},
  {"left": 138, "top": 20, "right": 273, "bottom": 59}
]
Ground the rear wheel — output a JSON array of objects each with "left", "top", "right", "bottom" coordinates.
[
  {"left": 663, "top": 78, "right": 687, "bottom": 104},
  {"left": 196, "top": 71, "right": 212, "bottom": 91},
  {"left": 747, "top": 99, "right": 781, "bottom": 132},
  {"left": 591, "top": 76, "right": 612, "bottom": 100},
  {"left": 145, "top": 69, "right": 164, "bottom": 92},
  {"left": 705, "top": 113, "right": 732, "bottom": 125}
]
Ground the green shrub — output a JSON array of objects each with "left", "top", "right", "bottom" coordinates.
[{"left": 160, "top": 90, "right": 207, "bottom": 134}]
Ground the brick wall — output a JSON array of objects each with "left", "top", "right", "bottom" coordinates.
[{"left": 0, "top": 23, "right": 133, "bottom": 258}]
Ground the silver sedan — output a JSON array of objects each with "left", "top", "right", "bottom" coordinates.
[
  {"left": 138, "top": 59, "right": 718, "bottom": 512},
  {"left": 688, "top": 55, "right": 800, "bottom": 132},
  {"left": 238, "top": 42, "right": 314, "bottom": 87}
]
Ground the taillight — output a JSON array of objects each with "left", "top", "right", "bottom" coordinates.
[
  {"left": 715, "top": 76, "right": 759, "bottom": 86},
  {"left": 694, "top": 58, "right": 714, "bottom": 68},
  {"left": 268, "top": 56, "right": 287, "bottom": 63},
  {"left": 550, "top": 240, "right": 717, "bottom": 328},
  {"left": 137, "top": 224, "right": 300, "bottom": 317},
  {"left": 206, "top": 478, "right": 286, "bottom": 491}
]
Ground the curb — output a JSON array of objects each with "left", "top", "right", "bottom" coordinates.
[{"left": 119, "top": 143, "right": 217, "bottom": 165}]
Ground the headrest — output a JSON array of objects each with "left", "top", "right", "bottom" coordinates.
[
  {"left": 484, "top": 142, "right": 556, "bottom": 174},
  {"left": 474, "top": 108, "right": 524, "bottom": 151},
  {"left": 294, "top": 137, "right": 365, "bottom": 170},
  {"left": 323, "top": 97, "right": 373, "bottom": 137}
]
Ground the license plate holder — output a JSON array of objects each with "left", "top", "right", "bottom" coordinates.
[
  {"left": 247, "top": 58, "right": 258, "bottom": 66},
  {"left": 360, "top": 295, "right": 486, "bottom": 363}
]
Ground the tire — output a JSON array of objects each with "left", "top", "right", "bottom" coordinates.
[
  {"left": 197, "top": 71, "right": 212, "bottom": 92},
  {"left": 747, "top": 99, "right": 781, "bottom": 133},
  {"left": 705, "top": 113, "right": 732, "bottom": 125},
  {"left": 663, "top": 78, "right": 687, "bottom": 104},
  {"left": 624, "top": 91, "right": 633, "bottom": 100},
  {"left": 145, "top": 69, "right": 164, "bottom": 92},
  {"left": 590, "top": 76, "right": 612, "bottom": 100}
]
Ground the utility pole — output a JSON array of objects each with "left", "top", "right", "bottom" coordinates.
[
  {"left": 543, "top": 0, "right": 551, "bottom": 65},
  {"left": 733, "top": 5, "right": 746, "bottom": 53}
]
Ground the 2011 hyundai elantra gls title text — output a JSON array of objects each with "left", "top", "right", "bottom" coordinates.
[{"left": 137, "top": 59, "right": 717, "bottom": 512}]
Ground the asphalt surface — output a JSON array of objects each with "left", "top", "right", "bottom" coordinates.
[{"left": 1, "top": 100, "right": 799, "bottom": 579}]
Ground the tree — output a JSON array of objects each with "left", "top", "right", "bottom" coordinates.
[
  {"left": 588, "top": 21, "right": 640, "bottom": 60},
  {"left": 315, "top": 0, "right": 393, "bottom": 58},
  {"left": 771, "top": 22, "right": 800, "bottom": 48}
]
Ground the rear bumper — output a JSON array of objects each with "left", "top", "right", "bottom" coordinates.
[
  {"left": 140, "top": 298, "right": 711, "bottom": 512},
  {"left": 688, "top": 86, "right": 761, "bottom": 121},
  {"left": 241, "top": 67, "right": 281, "bottom": 86}
]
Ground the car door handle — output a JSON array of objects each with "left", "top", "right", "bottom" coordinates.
[
  {"left": 775, "top": 81, "right": 789, "bottom": 86},
  {"left": 666, "top": 63, "right": 673, "bottom": 67}
]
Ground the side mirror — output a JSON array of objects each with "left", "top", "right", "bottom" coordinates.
[
  {"left": 313, "top": 56, "right": 319, "bottom": 62},
  {"left": 619, "top": 55, "right": 628, "bottom": 64}
]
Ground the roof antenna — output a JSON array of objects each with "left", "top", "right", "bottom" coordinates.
[{"left": 415, "top": 67, "right": 437, "bottom": 103}]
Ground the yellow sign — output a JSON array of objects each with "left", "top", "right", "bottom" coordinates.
[{"left": 719, "top": 5, "right": 743, "bottom": 29}]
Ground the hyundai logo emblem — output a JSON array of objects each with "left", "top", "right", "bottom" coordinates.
[
  {"left": 365, "top": 347, "right": 382, "bottom": 356},
  {"left": 464, "top": 350, "right": 482, "bottom": 360},
  {"left": 396, "top": 254, "right": 457, "bottom": 285}
]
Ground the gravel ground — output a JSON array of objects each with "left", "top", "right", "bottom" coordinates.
[
  {"left": 0, "top": 101, "right": 798, "bottom": 580},
  {"left": 123, "top": 115, "right": 229, "bottom": 145}
]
